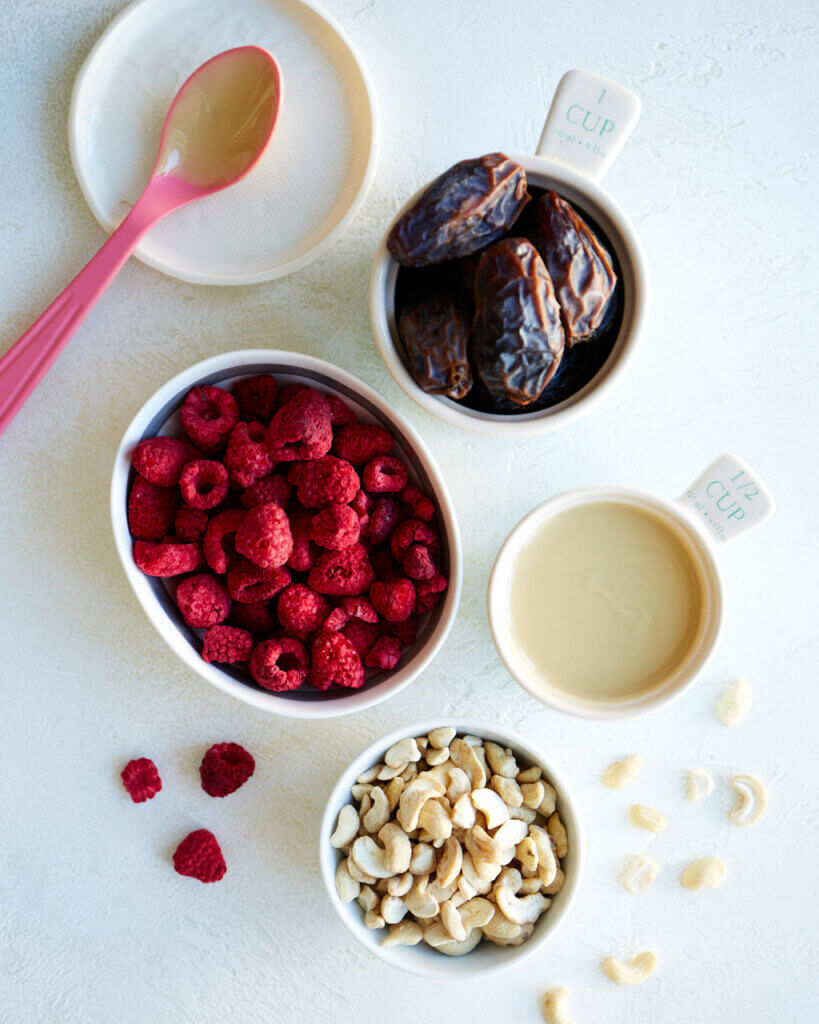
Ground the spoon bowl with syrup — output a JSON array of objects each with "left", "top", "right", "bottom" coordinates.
[{"left": 0, "top": 45, "right": 282, "bottom": 437}]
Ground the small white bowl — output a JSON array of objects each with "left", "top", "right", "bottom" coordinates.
[
  {"left": 319, "top": 718, "right": 583, "bottom": 978},
  {"left": 110, "top": 351, "right": 462, "bottom": 718}
]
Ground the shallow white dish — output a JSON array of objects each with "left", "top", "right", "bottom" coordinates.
[
  {"left": 70, "top": 0, "right": 379, "bottom": 285},
  {"left": 110, "top": 351, "right": 461, "bottom": 718},
  {"left": 319, "top": 718, "right": 583, "bottom": 978}
]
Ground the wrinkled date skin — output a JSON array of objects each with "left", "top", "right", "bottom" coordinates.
[
  {"left": 398, "top": 292, "right": 473, "bottom": 399},
  {"left": 472, "top": 238, "right": 565, "bottom": 406},
  {"left": 387, "top": 153, "right": 529, "bottom": 267},
  {"left": 531, "top": 191, "right": 617, "bottom": 345}
]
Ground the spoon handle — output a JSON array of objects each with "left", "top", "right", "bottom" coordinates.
[{"left": 0, "top": 197, "right": 158, "bottom": 438}]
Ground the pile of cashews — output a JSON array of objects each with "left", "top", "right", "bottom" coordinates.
[{"left": 331, "top": 727, "right": 568, "bottom": 956}]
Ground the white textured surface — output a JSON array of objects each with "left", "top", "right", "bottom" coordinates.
[{"left": 0, "top": 1, "right": 816, "bottom": 1021}]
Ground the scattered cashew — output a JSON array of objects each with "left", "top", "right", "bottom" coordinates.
[
  {"left": 728, "top": 774, "right": 768, "bottom": 827},
  {"left": 330, "top": 804, "right": 359, "bottom": 849},
  {"left": 619, "top": 855, "right": 660, "bottom": 894},
  {"left": 471, "top": 788, "right": 510, "bottom": 829},
  {"left": 715, "top": 678, "right": 752, "bottom": 727},
  {"left": 491, "top": 774, "right": 523, "bottom": 807},
  {"left": 686, "top": 768, "right": 714, "bottom": 802},
  {"left": 385, "top": 737, "right": 421, "bottom": 768},
  {"left": 382, "top": 920, "right": 423, "bottom": 947},
  {"left": 601, "top": 951, "right": 658, "bottom": 986},
  {"left": 362, "top": 787, "right": 391, "bottom": 833},
  {"left": 496, "top": 887, "right": 551, "bottom": 926},
  {"left": 379, "top": 821, "right": 412, "bottom": 874},
  {"left": 351, "top": 836, "right": 395, "bottom": 879},
  {"left": 428, "top": 726, "right": 456, "bottom": 750},
  {"left": 629, "top": 805, "right": 668, "bottom": 833},
  {"left": 334, "top": 859, "right": 361, "bottom": 903},
  {"left": 540, "top": 986, "right": 575, "bottom": 1024},
  {"left": 602, "top": 754, "right": 643, "bottom": 789},
  {"left": 450, "top": 738, "right": 487, "bottom": 789},
  {"left": 681, "top": 857, "right": 726, "bottom": 891},
  {"left": 547, "top": 812, "right": 569, "bottom": 857}
]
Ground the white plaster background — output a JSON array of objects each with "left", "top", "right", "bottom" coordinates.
[{"left": 0, "top": 1, "right": 816, "bottom": 1021}]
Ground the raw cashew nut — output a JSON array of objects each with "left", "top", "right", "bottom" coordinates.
[
  {"left": 400, "top": 763, "right": 418, "bottom": 783},
  {"left": 491, "top": 774, "right": 523, "bottom": 807},
  {"left": 409, "top": 842, "right": 435, "bottom": 876},
  {"left": 364, "top": 910, "right": 385, "bottom": 929},
  {"left": 397, "top": 775, "right": 446, "bottom": 832},
  {"left": 494, "top": 866, "right": 523, "bottom": 894},
  {"left": 356, "top": 764, "right": 381, "bottom": 784},
  {"left": 602, "top": 754, "right": 643, "bottom": 789},
  {"left": 465, "top": 824, "right": 507, "bottom": 865},
  {"left": 424, "top": 746, "right": 450, "bottom": 766},
  {"left": 537, "top": 782, "right": 557, "bottom": 818},
  {"left": 471, "top": 854, "right": 502, "bottom": 882},
  {"left": 450, "top": 738, "right": 487, "bottom": 789},
  {"left": 460, "top": 852, "right": 494, "bottom": 895},
  {"left": 382, "top": 920, "right": 423, "bottom": 947},
  {"left": 521, "top": 780, "right": 546, "bottom": 809},
  {"left": 517, "top": 766, "right": 542, "bottom": 784},
  {"left": 493, "top": 819, "right": 529, "bottom": 851},
  {"left": 417, "top": 799, "right": 453, "bottom": 841},
  {"left": 351, "top": 783, "right": 372, "bottom": 802},
  {"left": 350, "top": 836, "right": 395, "bottom": 879},
  {"left": 357, "top": 884, "right": 378, "bottom": 912},
  {"left": 542, "top": 866, "right": 565, "bottom": 895},
  {"left": 404, "top": 876, "right": 439, "bottom": 918},
  {"left": 441, "top": 898, "right": 467, "bottom": 942},
  {"left": 436, "top": 836, "right": 463, "bottom": 888},
  {"left": 715, "top": 678, "right": 752, "bottom": 727},
  {"left": 547, "top": 812, "right": 569, "bottom": 857},
  {"left": 427, "top": 877, "right": 458, "bottom": 904},
  {"left": 509, "top": 805, "right": 537, "bottom": 824},
  {"left": 471, "top": 788, "right": 510, "bottom": 829},
  {"left": 330, "top": 804, "right": 359, "bottom": 849},
  {"left": 385, "top": 737, "right": 422, "bottom": 768},
  {"left": 530, "top": 825, "right": 557, "bottom": 887},
  {"left": 386, "top": 871, "right": 413, "bottom": 897},
  {"left": 458, "top": 897, "right": 494, "bottom": 930},
  {"left": 378, "top": 761, "right": 408, "bottom": 781},
  {"left": 380, "top": 895, "right": 408, "bottom": 925},
  {"left": 451, "top": 792, "right": 477, "bottom": 829},
  {"left": 362, "top": 787, "right": 390, "bottom": 833},
  {"left": 428, "top": 726, "right": 456, "bottom": 750},
  {"left": 446, "top": 766, "right": 471, "bottom": 802},
  {"left": 686, "top": 769, "right": 714, "bottom": 802},
  {"left": 629, "top": 805, "right": 668, "bottom": 833},
  {"left": 681, "top": 857, "right": 726, "bottom": 891},
  {"left": 601, "top": 951, "right": 658, "bottom": 986},
  {"left": 379, "top": 822, "right": 412, "bottom": 874},
  {"left": 485, "top": 741, "right": 518, "bottom": 778},
  {"left": 482, "top": 906, "right": 524, "bottom": 945},
  {"left": 728, "top": 774, "right": 768, "bottom": 827},
  {"left": 334, "top": 858, "right": 361, "bottom": 903},
  {"left": 385, "top": 776, "right": 404, "bottom": 812},
  {"left": 496, "top": 887, "right": 550, "bottom": 925},
  {"left": 540, "top": 986, "right": 575, "bottom": 1024},
  {"left": 619, "top": 855, "right": 660, "bottom": 894},
  {"left": 516, "top": 835, "right": 538, "bottom": 874},
  {"left": 424, "top": 923, "right": 482, "bottom": 956},
  {"left": 519, "top": 876, "right": 542, "bottom": 895}
]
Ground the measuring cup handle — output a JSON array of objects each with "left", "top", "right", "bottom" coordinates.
[
  {"left": 677, "top": 454, "right": 775, "bottom": 545},
  {"left": 536, "top": 70, "right": 641, "bottom": 183}
]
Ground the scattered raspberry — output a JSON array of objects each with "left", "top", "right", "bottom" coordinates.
[
  {"left": 286, "top": 512, "right": 318, "bottom": 572},
  {"left": 363, "top": 455, "right": 409, "bottom": 494},
  {"left": 233, "top": 374, "right": 278, "bottom": 421},
  {"left": 227, "top": 560, "right": 290, "bottom": 603},
  {"left": 367, "top": 496, "right": 403, "bottom": 544},
  {"left": 381, "top": 615, "right": 419, "bottom": 646},
  {"left": 179, "top": 460, "right": 229, "bottom": 511},
  {"left": 308, "top": 543, "right": 375, "bottom": 596},
  {"left": 235, "top": 502, "right": 293, "bottom": 569},
  {"left": 333, "top": 423, "right": 394, "bottom": 465},
  {"left": 201, "top": 625, "right": 253, "bottom": 663},
  {"left": 224, "top": 422, "right": 273, "bottom": 488},
  {"left": 401, "top": 485, "right": 436, "bottom": 522},
  {"left": 365, "top": 635, "right": 403, "bottom": 671},
  {"left": 134, "top": 540, "right": 201, "bottom": 577},
  {"left": 199, "top": 742, "right": 255, "bottom": 797},
  {"left": 277, "top": 583, "right": 330, "bottom": 639},
  {"left": 326, "top": 393, "right": 357, "bottom": 426},
  {"left": 308, "top": 629, "right": 365, "bottom": 690},
  {"left": 174, "top": 505, "right": 209, "bottom": 542},
  {"left": 180, "top": 385, "right": 239, "bottom": 453},
  {"left": 176, "top": 573, "right": 231, "bottom": 628},
  {"left": 240, "top": 473, "right": 291, "bottom": 509},
  {"left": 132, "top": 437, "right": 193, "bottom": 487},
  {"left": 402, "top": 543, "right": 437, "bottom": 581},
  {"left": 390, "top": 519, "right": 439, "bottom": 561},
  {"left": 415, "top": 573, "right": 448, "bottom": 614},
  {"left": 350, "top": 489, "right": 373, "bottom": 529},
  {"left": 121, "top": 758, "right": 162, "bottom": 803},
  {"left": 228, "top": 600, "right": 278, "bottom": 633},
  {"left": 310, "top": 503, "right": 360, "bottom": 550},
  {"left": 128, "top": 475, "right": 179, "bottom": 540},
  {"left": 342, "top": 619, "right": 380, "bottom": 657},
  {"left": 370, "top": 547, "right": 397, "bottom": 580},
  {"left": 173, "top": 829, "right": 226, "bottom": 883},
  {"left": 203, "top": 509, "right": 246, "bottom": 574},
  {"left": 249, "top": 637, "right": 309, "bottom": 691},
  {"left": 266, "top": 388, "right": 333, "bottom": 462},
  {"left": 289, "top": 456, "right": 359, "bottom": 508},
  {"left": 370, "top": 578, "right": 416, "bottom": 622}
]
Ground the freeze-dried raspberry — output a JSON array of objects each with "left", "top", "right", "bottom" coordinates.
[
  {"left": 390, "top": 519, "right": 439, "bottom": 561},
  {"left": 134, "top": 540, "right": 201, "bottom": 577},
  {"left": 308, "top": 629, "right": 365, "bottom": 690},
  {"left": 308, "top": 543, "right": 374, "bottom": 596},
  {"left": 128, "top": 475, "right": 179, "bottom": 540},
  {"left": 326, "top": 393, "right": 357, "bottom": 426},
  {"left": 227, "top": 560, "right": 290, "bottom": 604},
  {"left": 277, "top": 383, "right": 304, "bottom": 407},
  {"left": 381, "top": 616, "right": 419, "bottom": 646},
  {"left": 241, "top": 473, "right": 291, "bottom": 509},
  {"left": 174, "top": 505, "right": 209, "bottom": 542},
  {"left": 289, "top": 456, "right": 359, "bottom": 508},
  {"left": 180, "top": 385, "right": 239, "bottom": 453},
  {"left": 233, "top": 374, "right": 278, "bottom": 421},
  {"left": 132, "top": 436, "right": 193, "bottom": 487},
  {"left": 277, "top": 583, "right": 330, "bottom": 639},
  {"left": 324, "top": 606, "right": 350, "bottom": 631},
  {"left": 323, "top": 595, "right": 377, "bottom": 631},
  {"left": 266, "top": 388, "right": 332, "bottom": 462},
  {"left": 201, "top": 625, "right": 253, "bottom": 663},
  {"left": 415, "top": 574, "right": 448, "bottom": 614},
  {"left": 228, "top": 600, "right": 277, "bottom": 633},
  {"left": 401, "top": 484, "right": 436, "bottom": 523},
  {"left": 179, "top": 460, "right": 229, "bottom": 511},
  {"left": 365, "top": 635, "right": 403, "bottom": 671},
  {"left": 310, "top": 503, "right": 360, "bottom": 550},
  {"left": 224, "top": 422, "right": 273, "bottom": 488},
  {"left": 402, "top": 544, "right": 437, "bottom": 581},
  {"left": 176, "top": 573, "right": 231, "bottom": 628},
  {"left": 333, "top": 423, "right": 394, "bottom": 465},
  {"left": 249, "top": 637, "right": 308, "bottom": 691},
  {"left": 286, "top": 512, "right": 318, "bottom": 572},
  {"left": 203, "top": 509, "right": 246, "bottom": 574},
  {"left": 342, "top": 619, "right": 380, "bottom": 657},
  {"left": 362, "top": 455, "right": 408, "bottom": 494},
  {"left": 121, "top": 758, "right": 162, "bottom": 803},
  {"left": 235, "top": 502, "right": 293, "bottom": 569},
  {"left": 199, "top": 742, "right": 255, "bottom": 797},
  {"left": 370, "top": 578, "right": 416, "bottom": 622},
  {"left": 350, "top": 489, "right": 373, "bottom": 529},
  {"left": 370, "top": 547, "right": 397, "bottom": 581},
  {"left": 367, "top": 497, "right": 402, "bottom": 544},
  {"left": 173, "top": 829, "right": 226, "bottom": 883}
]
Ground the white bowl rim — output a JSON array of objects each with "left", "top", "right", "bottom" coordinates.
[
  {"left": 110, "top": 349, "right": 462, "bottom": 718},
  {"left": 370, "top": 155, "right": 648, "bottom": 437},
  {"left": 319, "top": 716, "right": 584, "bottom": 978}
]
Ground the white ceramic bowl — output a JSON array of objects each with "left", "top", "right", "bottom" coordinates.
[
  {"left": 319, "top": 718, "right": 583, "bottom": 978},
  {"left": 111, "top": 351, "right": 462, "bottom": 718}
]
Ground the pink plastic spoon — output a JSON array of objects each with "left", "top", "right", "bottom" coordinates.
[{"left": 0, "top": 45, "right": 282, "bottom": 437}]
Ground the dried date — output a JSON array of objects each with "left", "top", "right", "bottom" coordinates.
[
  {"left": 531, "top": 191, "right": 617, "bottom": 345},
  {"left": 398, "top": 291, "right": 472, "bottom": 400},
  {"left": 387, "top": 153, "right": 529, "bottom": 267},
  {"left": 472, "top": 238, "right": 565, "bottom": 406}
]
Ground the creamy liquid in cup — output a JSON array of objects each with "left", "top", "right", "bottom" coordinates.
[{"left": 507, "top": 501, "right": 705, "bottom": 702}]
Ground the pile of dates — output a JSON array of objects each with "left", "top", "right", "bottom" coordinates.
[{"left": 388, "top": 153, "right": 623, "bottom": 414}]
